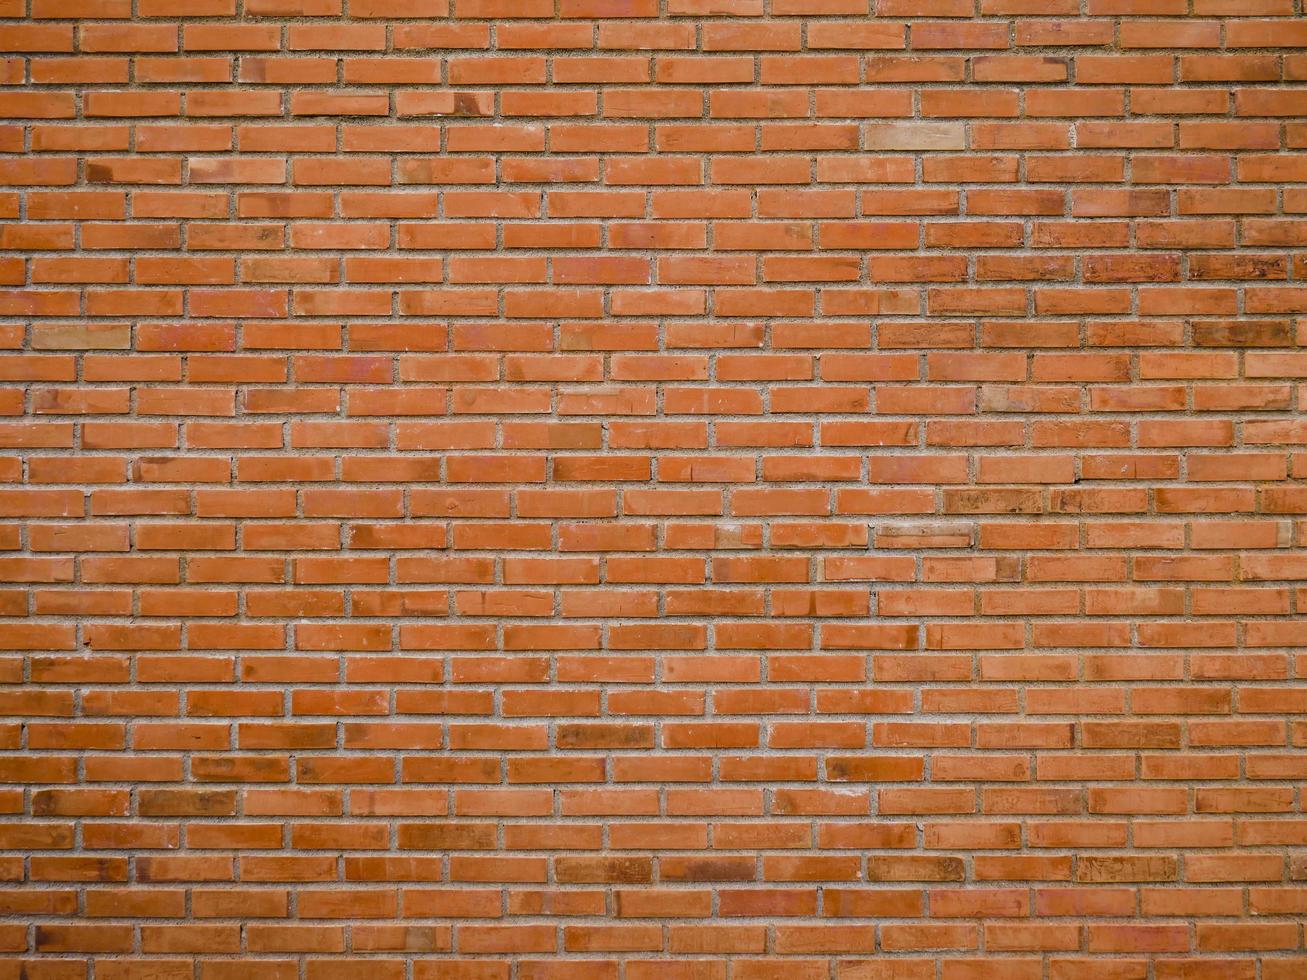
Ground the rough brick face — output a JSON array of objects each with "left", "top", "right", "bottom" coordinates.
[{"left": 3, "top": 0, "right": 1307, "bottom": 975}]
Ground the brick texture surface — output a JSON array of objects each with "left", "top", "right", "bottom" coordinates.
[{"left": 4, "top": 0, "right": 1307, "bottom": 976}]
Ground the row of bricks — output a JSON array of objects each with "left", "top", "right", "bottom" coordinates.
[
  {"left": 12, "top": 842, "right": 1307, "bottom": 870},
  {"left": 4, "top": 444, "right": 1307, "bottom": 472},
  {"left": 4, "top": 716, "right": 1307, "bottom": 745},
  {"left": 13, "top": 329, "right": 1307, "bottom": 355},
  {"left": 8, "top": 762, "right": 1307, "bottom": 796},
  {"left": 13, "top": 883, "right": 1307, "bottom": 918},
  {"left": 5, "top": 677, "right": 1307, "bottom": 708},
  {"left": 4, "top": 517, "right": 1306, "bottom": 546},
  {"left": 6, "top": 706, "right": 1303, "bottom": 734},
  {"left": 9, "top": 432, "right": 1307, "bottom": 458},
  {"left": 16, "top": 782, "right": 1307, "bottom": 818},
  {"left": 10, "top": 720, "right": 1307, "bottom": 757},
  {"left": 8, "top": 414, "right": 1307, "bottom": 447},
  {"left": 12, "top": 386, "right": 1307, "bottom": 412},
  {"left": 9, "top": 711, "right": 1307, "bottom": 745},
  {"left": 13, "top": 255, "right": 1307, "bottom": 287},
  {"left": 13, "top": 0, "right": 1307, "bottom": 13},
  {"left": 7, "top": 920, "right": 1303, "bottom": 952},
  {"left": 8, "top": 17, "right": 1307, "bottom": 51},
  {"left": 11, "top": 291, "right": 1307, "bottom": 319},
  {"left": 6, "top": 642, "right": 1307, "bottom": 671},
  {"left": 63, "top": 270, "right": 1307, "bottom": 300},
  {"left": 0, "top": 152, "right": 1301, "bottom": 184},
  {"left": 9, "top": 550, "right": 1307, "bottom": 582},
  {"left": 9, "top": 90, "right": 1307, "bottom": 122},
  {"left": 5, "top": 131, "right": 1307, "bottom": 167},
  {"left": 11, "top": 191, "right": 1307, "bottom": 224},
  {"left": 7, "top": 486, "right": 1307, "bottom": 514},
  {"left": 6, "top": 849, "right": 1307, "bottom": 883},
  {"left": 3, "top": 957, "right": 1306, "bottom": 980},
  {"left": 10, "top": 240, "right": 1307, "bottom": 270},
  {"left": 9, "top": 55, "right": 1307, "bottom": 87},
  {"left": 11, "top": 425, "right": 1307, "bottom": 451},
  {"left": 10, "top": 788, "right": 1307, "bottom": 820},
  {"left": 10, "top": 328, "right": 1307, "bottom": 357},
  {"left": 8, "top": 632, "right": 1307, "bottom": 663},
  {"left": 14, "top": 921, "right": 1307, "bottom": 957},
  {"left": 9, "top": 550, "right": 1307, "bottom": 579},
  {"left": 11, "top": 653, "right": 1304, "bottom": 683},
  {"left": 8, "top": 336, "right": 1307, "bottom": 363},
  {"left": 10, "top": 418, "right": 1307, "bottom": 446},
  {"left": 8, "top": 214, "right": 1307, "bottom": 241},
  {"left": 10, "top": 212, "right": 1307, "bottom": 243},
  {"left": 5, "top": 712, "right": 1306, "bottom": 741},
  {"left": 11, "top": 341, "right": 1307, "bottom": 362},
  {"left": 6, "top": 592, "right": 1307, "bottom": 622},
  {"left": 11, "top": 156, "right": 1307, "bottom": 184},
  {"left": 5, "top": 483, "right": 1307, "bottom": 512},
  {"left": 15, "top": 624, "right": 1307, "bottom": 655},
  {"left": 32, "top": 703, "right": 1307, "bottom": 727},
  {"left": 7, "top": 676, "right": 1307, "bottom": 704},
  {"left": 8, "top": 0, "right": 1306, "bottom": 20},
  {"left": 0, "top": 959, "right": 1303, "bottom": 980},
  {"left": 7, "top": 241, "right": 1307, "bottom": 273},
  {"left": 9, "top": 654, "right": 1307, "bottom": 686},
  {"left": 13, "top": 291, "right": 1307, "bottom": 318}
]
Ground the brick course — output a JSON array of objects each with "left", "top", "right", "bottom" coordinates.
[{"left": 3, "top": 0, "right": 1307, "bottom": 975}]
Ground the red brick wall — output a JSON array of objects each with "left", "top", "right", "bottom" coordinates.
[{"left": 4, "top": 0, "right": 1307, "bottom": 976}]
